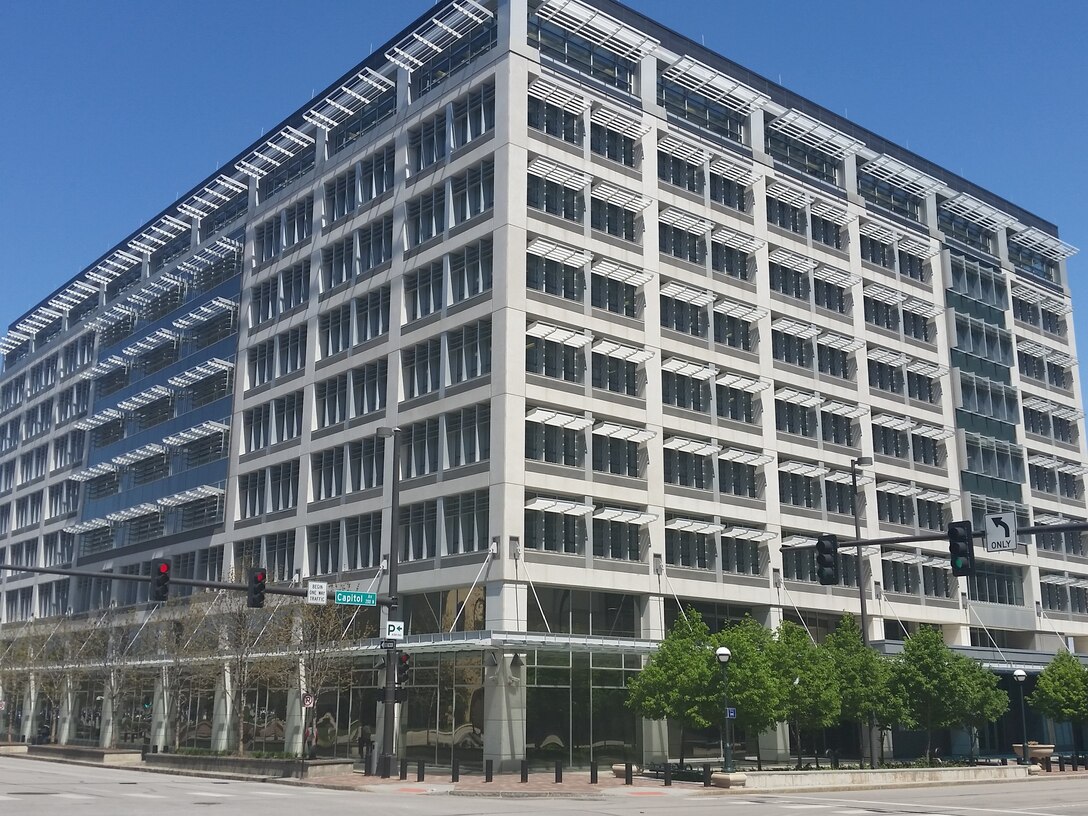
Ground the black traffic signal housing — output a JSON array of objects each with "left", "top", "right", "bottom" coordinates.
[
  {"left": 396, "top": 651, "right": 411, "bottom": 685},
  {"left": 151, "top": 559, "right": 171, "bottom": 602},
  {"left": 247, "top": 567, "right": 267, "bottom": 608},
  {"left": 815, "top": 534, "right": 839, "bottom": 586},
  {"left": 948, "top": 521, "right": 975, "bottom": 577}
]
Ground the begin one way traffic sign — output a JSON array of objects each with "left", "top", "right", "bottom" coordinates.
[{"left": 985, "top": 512, "right": 1017, "bottom": 553}]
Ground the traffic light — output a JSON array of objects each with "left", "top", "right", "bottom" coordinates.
[
  {"left": 151, "top": 559, "right": 171, "bottom": 602},
  {"left": 948, "top": 521, "right": 975, "bottom": 577},
  {"left": 247, "top": 567, "right": 267, "bottom": 608},
  {"left": 815, "top": 534, "right": 839, "bottom": 586},
  {"left": 396, "top": 651, "right": 411, "bottom": 685}
]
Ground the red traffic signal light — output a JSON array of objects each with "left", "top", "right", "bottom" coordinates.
[
  {"left": 396, "top": 651, "right": 411, "bottom": 685},
  {"left": 151, "top": 559, "right": 171, "bottom": 602},
  {"left": 247, "top": 567, "right": 267, "bottom": 608}
]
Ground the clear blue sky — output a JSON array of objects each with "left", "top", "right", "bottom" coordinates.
[{"left": 2, "top": 1, "right": 1086, "bottom": 368}]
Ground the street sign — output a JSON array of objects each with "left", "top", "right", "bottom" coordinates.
[
  {"left": 334, "top": 590, "right": 377, "bottom": 607},
  {"left": 725, "top": 707, "right": 736, "bottom": 719},
  {"left": 985, "top": 512, "right": 1017, "bottom": 552},
  {"left": 302, "top": 693, "right": 315, "bottom": 709},
  {"left": 385, "top": 620, "right": 405, "bottom": 640},
  {"left": 379, "top": 639, "right": 397, "bottom": 650},
  {"left": 306, "top": 581, "right": 329, "bottom": 605}
]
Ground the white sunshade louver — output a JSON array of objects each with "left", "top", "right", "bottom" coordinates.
[
  {"left": 717, "top": 372, "right": 768, "bottom": 392},
  {"left": 662, "top": 436, "right": 722, "bottom": 457},
  {"left": 536, "top": 0, "right": 661, "bottom": 60},
  {"left": 526, "top": 237, "right": 592, "bottom": 267},
  {"left": 714, "top": 298, "right": 765, "bottom": 321},
  {"left": 766, "top": 181, "right": 810, "bottom": 209},
  {"left": 711, "top": 226, "right": 764, "bottom": 254},
  {"left": 860, "top": 154, "right": 945, "bottom": 197},
  {"left": 661, "top": 357, "right": 717, "bottom": 380},
  {"left": 665, "top": 517, "right": 725, "bottom": 535},
  {"left": 592, "top": 339, "right": 654, "bottom": 365},
  {"left": 528, "top": 77, "right": 589, "bottom": 114},
  {"left": 593, "top": 507, "right": 657, "bottom": 525},
  {"left": 527, "top": 156, "right": 590, "bottom": 189},
  {"left": 659, "top": 207, "right": 712, "bottom": 234},
  {"left": 524, "top": 497, "right": 594, "bottom": 516},
  {"left": 592, "top": 422, "right": 656, "bottom": 443},
  {"left": 768, "top": 247, "right": 817, "bottom": 272},
  {"left": 709, "top": 155, "right": 760, "bottom": 186},
  {"left": 591, "top": 106, "right": 650, "bottom": 139},
  {"left": 592, "top": 259, "right": 652, "bottom": 287},
  {"left": 526, "top": 322, "right": 591, "bottom": 348},
  {"left": 661, "top": 55, "right": 769, "bottom": 113},
  {"left": 722, "top": 526, "right": 776, "bottom": 542},
  {"left": 719, "top": 448, "right": 774, "bottom": 467},
  {"left": 767, "top": 109, "right": 865, "bottom": 159},
  {"left": 525, "top": 407, "right": 593, "bottom": 431},
  {"left": 660, "top": 281, "right": 715, "bottom": 307},
  {"left": 592, "top": 181, "right": 652, "bottom": 211},
  {"left": 778, "top": 460, "right": 829, "bottom": 478},
  {"left": 863, "top": 283, "right": 906, "bottom": 305}
]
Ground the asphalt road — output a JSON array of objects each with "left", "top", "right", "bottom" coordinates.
[{"left": 2, "top": 757, "right": 1087, "bottom": 816}]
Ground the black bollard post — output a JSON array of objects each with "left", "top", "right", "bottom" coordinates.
[
  {"left": 417, "top": 760, "right": 425, "bottom": 781},
  {"left": 452, "top": 759, "right": 460, "bottom": 782},
  {"left": 1001, "top": 757, "right": 1008, "bottom": 766},
  {"left": 590, "top": 761, "right": 598, "bottom": 784},
  {"left": 521, "top": 759, "right": 529, "bottom": 783},
  {"left": 703, "top": 764, "right": 712, "bottom": 787},
  {"left": 1074, "top": 754, "right": 1080, "bottom": 771},
  {"left": 380, "top": 755, "right": 390, "bottom": 778},
  {"left": 555, "top": 760, "right": 563, "bottom": 783},
  {"left": 1059, "top": 755, "right": 1066, "bottom": 772},
  {"left": 1045, "top": 756, "right": 1052, "bottom": 772},
  {"left": 663, "top": 763, "right": 671, "bottom": 786},
  {"left": 400, "top": 758, "right": 408, "bottom": 780},
  {"left": 624, "top": 762, "right": 633, "bottom": 785},
  {"left": 485, "top": 759, "right": 493, "bottom": 783}
]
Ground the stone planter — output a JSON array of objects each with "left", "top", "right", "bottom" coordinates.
[
  {"left": 612, "top": 762, "right": 641, "bottom": 777},
  {"left": 1013, "top": 743, "right": 1055, "bottom": 762},
  {"left": 144, "top": 753, "right": 355, "bottom": 779},
  {"left": 710, "top": 771, "right": 748, "bottom": 788}
]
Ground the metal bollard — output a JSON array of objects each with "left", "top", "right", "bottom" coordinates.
[
  {"left": 485, "top": 759, "right": 493, "bottom": 783},
  {"left": 703, "top": 764, "right": 712, "bottom": 787},
  {"left": 1074, "top": 754, "right": 1080, "bottom": 771},
  {"left": 400, "top": 758, "right": 408, "bottom": 780},
  {"left": 624, "top": 762, "right": 633, "bottom": 785},
  {"left": 417, "top": 760, "right": 425, "bottom": 781},
  {"left": 1045, "top": 756, "right": 1052, "bottom": 772},
  {"left": 452, "top": 759, "right": 460, "bottom": 782},
  {"left": 1059, "top": 755, "right": 1066, "bottom": 772},
  {"left": 555, "top": 760, "right": 563, "bottom": 783},
  {"left": 1001, "top": 757, "right": 1008, "bottom": 766},
  {"left": 590, "top": 761, "right": 598, "bottom": 784},
  {"left": 521, "top": 759, "right": 529, "bottom": 783},
  {"left": 380, "top": 755, "right": 390, "bottom": 778},
  {"left": 663, "top": 763, "right": 671, "bottom": 786}
]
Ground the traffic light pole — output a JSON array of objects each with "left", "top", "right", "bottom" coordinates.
[
  {"left": 850, "top": 464, "right": 881, "bottom": 770},
  {"left": 378, "top": 426, "right": 401, "bottom": 779}
]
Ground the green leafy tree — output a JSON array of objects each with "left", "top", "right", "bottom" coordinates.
[
  {"left": 626, "top": 610, "right": 720, "bottom": 763},
  {"left": 770, "top": 621, "right": 840, "bottom": 768},
  {"left": 1029, "top": 650, "right": 1088, "bottom": 752},
  {"left": 891, "top": 626, "right": 959, "bottom": 762},
  {"left": 824, "top": 614, "right": 907, "bottom": 766},
  {"left": 716, "top": 617, "right": 784, "bottom": 770},
  {"left": 949, "top": 653, "right": 1008, "bottom": 760}
]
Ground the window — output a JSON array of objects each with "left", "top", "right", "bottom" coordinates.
[
  {"left": 352, "top": 359, "right": 387, "bottom": 417},
  {"left": 877, "top": 490, "right": 913, "bottom": 526},
  {"left": 865, "top": 297, "right": 899, "bottom": 332},
  {"left": 524, "top": 495, "right": 585, "bottom": 554},
  {"left": 319, "top": 304, "right": 352, "bottom": 358},
  {"left": 402, "top": 418, "right": 441, "bottom": 479},
  {"left": 321, "top": 234, "right": 354, "bottom": 291},
  {"left": 911, "top": 433, "right": 943, "bottom": 467},
  {"left": 663, "top": 448, "right": 709, "bottom": 488},
  {"left": 814, "top": 279, "right": 846, "bottom": 313},
  {"left": 528, "top": 96, "right": 582, "bottom": 143},
  {"left": 403, "top": 338, "right": 442, "bottom": 399},
  {"left": 324, "top": 166, "right": 358, "bottom": 221},
  {"left": 713, "top": 314, "right": 754, "bottom": 351},
  {"left": 860, "top": 235, "right": 894, "bottom": 268},
  {"left": 769, "top": 262, "right": 809, "bottom": 300},
  {"left": 665, "top": 527, "right": 712, "bottom": 569},
  {"left": 406, "top": 186, "right": 446, "bottom": 247},
  {"left": 308, "top": 521, "right": 341, "bottom": 576},
  {"left": 868, "top": 359, "right": 904, "bottom": 394},
  {"left": 345, "top": 514, "right": 382, "bottom": 570},
  {"left": 451, "top": 160, "right": 495, "bottom": 223},
  {"left": 771, "top": 330, "right": 813, "bottom": 368},
  {"left": 657, "top": 74, "right": 744, "bottom": 143},
  {"left": 658, "top": 152, "right": 701, "bottom": 191},
  {"left": 355, "top": 286, "right": 391, "bottom": 344},
  {"left": 444, "top": 490, "right": 489, "bottom": 554},
  {"left": 899, "top": 252, "right": 926, "bottom": 282},
  {"left": 412, "top": 15, "right": 497, "bottom": 98},
  {"left": 710, "top": 173, "right": 747, "bottom": 211},
  {"left": 825, "top": 480, "right": 854, "bottom": 515},
  {"left": 591, "top": 273, "right": 637, "bottom": 317},
  {"left": 817, "top": 344, "right": 851, "bottom": 379},
  {"left": 451, "top": 238, "right": 493, "bottom": 303},
  {"left": 722, "top": 537, "right": 761, "bottom": 575},
  {"left": 525, "top": 337, "right": 584, "bottom": 383},
  {"left": 279, "top": 326, "right": 306, "bottom": 376},
  {"left": 592, "top": 435, "right": 640, "bottom": 477},
  {"left": 239, "top": 470, "right": 267, "bottom": 518},
  {"left": 779, "top": 471, "right": 821, "bottom": 509},
  {"left": 446, "top": 403, "right": 490, "bottom": 468},
  {"left": 347, "top": 436, "right": 384, "bottom": 492},
  {"left": 766, "top": 131, "right": 839, "bottom": 184},
  {"left": 902, "top": 310, "right": 932, "bottom": 342},
  {"left": 775, "top": 401, "right": 817, "bottom": 438},
  {"left": 526, "top": 417, "right": 583, "bottom": 467},
  {"left": 949, "top": 253, "right": 1006, "bottom": 310},
  {"left": 357, "top": 144, "right": 395, "bottom": 202},
  {"left": 591, "top": 198, "right": 637, "bottom": 241},
  {"left": 960, "top": 373, "right": 1019, "bottom": 423},
  {"left": 409, "top": 112, "right": 447, "bottom": 174},
  {"left": 939, "top": 207, "right": 994, "bottom": 255},
  {"left": 857, "top": 171, "right": 922, "bottom": 222},
  {"left": 968, "top": 563, "right": 1023, "bottom": 606},
  {"left": 711, "top": 243, "right": 751, "bottom": 280},
  {"left": 530, "top": 15, "right": 636, "bottom": 92},
  {"left": 527, "top": 175, "right": 584, "bottom": 221},
  {"left": 717, "top": 383, "right": 757, "bottom": 424},
  {"left": 312, "top": 446, "right": 346, "bottom": 501},
  {"left": 964, "top": 433, "right": 1024, "bottom": 482},
  {"left": 1008, "top": 241, "right": 1059, "bottom": 284},
  {"left": 315, "top": 373, "right": 349, "bottom": 429},
  {"left": 954, "top": 316, "right": 1012, "bottom": 366},
  {"left": 660, "top": 294, "right": 707, "bottom": 337},
  {"left": 447, "top": 320, "right": 492, "bottom": 383},
  {"left": 405, "top": 263, "right": 444, "bottom": 323},
  {"left": 907, "top": 371, "right": 939, "bottom": 404},
  {"left": 359, "top": 215, "right": 394, "bottom": 275},
  {"left": 592, "top": 123, "right": 637, "bottom": 167},
  {"left": 821, "top": 412, "right": 855, "bottom": 446},
  {"left": 593, "top": 513, "right": 642, "bottom": 561},
  {"left": 268, "top": 460, "right": 299, "bottom": 511},
  {"left": 810, "top": 215, "right": 841, "bottom": 249},
  {"left": 453, "top": 82, "right": 495, "bottom": 148},
  {"left": 917, "top": 499, "right": 945, "bottom": 532},
  {"left": 663, "top": 370, "right": 711, "bottom": 413},
  {"left": 591, "top": 352, "right": 639, "bottom": 396},
  {"left": 659, "top": 224, "right": 705, "bottom": 263},
  {"left": 400, "top": 500, "right": 438, "bottom": 561},
  {"left": 719, "top": 460, "right": 759, "bottom": 499}
]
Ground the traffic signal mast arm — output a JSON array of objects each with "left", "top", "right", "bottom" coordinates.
[
  {"left": 0, "top": 562, "right": 397, "bottom": 606},
  {"left": 786, "top": 520, "right": 1088, "bottom": 551}
]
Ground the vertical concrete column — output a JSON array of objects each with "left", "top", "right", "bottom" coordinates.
[
  {"left": 150, "top": 670, "right": 168, "bottom": 752},
  {"left": 211, "top": 667, "right": 231, "bottom": 752},
  {"left": 56, "top": 676, "right": 75, "bottom": 745},
  {"left": 21, "top": 678, "right": 36, "bottom": 743},
  {"left": 98, "top": 671, "right": 116, "bottom": 748},
  {"left": 482, "top": 653, "right": 527, "bottom": 772}
]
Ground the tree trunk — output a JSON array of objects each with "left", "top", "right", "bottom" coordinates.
[
  {"left": 793, "top": 721, "right": 803, "bottom": 769},
  {"left": 925, "top": 727, "right": 932, "bottom": 766},
  {"left": 756, "top": 738, "right": 762, "bottom": 771},
  {"left": 678, "top": 724, "right": 685, "bottom": 766}
]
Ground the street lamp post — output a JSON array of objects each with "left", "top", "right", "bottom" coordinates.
[
  {"left": 1014, "top": 669, "right": 1028, "bottom": 765},
  {"left": 715, "top": 646, "right": 734, "bottom": 773},
  {"left": 851, "top": 455, "right": 881, "bottom": 770},
  {"left": 377, "top": 426, "right": 401, "bottom": 778}
]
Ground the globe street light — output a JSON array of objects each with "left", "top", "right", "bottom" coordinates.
[
  {"left": 1013, "top": 669, "right": 1028, "bottom": 765},
  {"left": 715, "top": 646, "right": 734, "bottom": 773}
]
